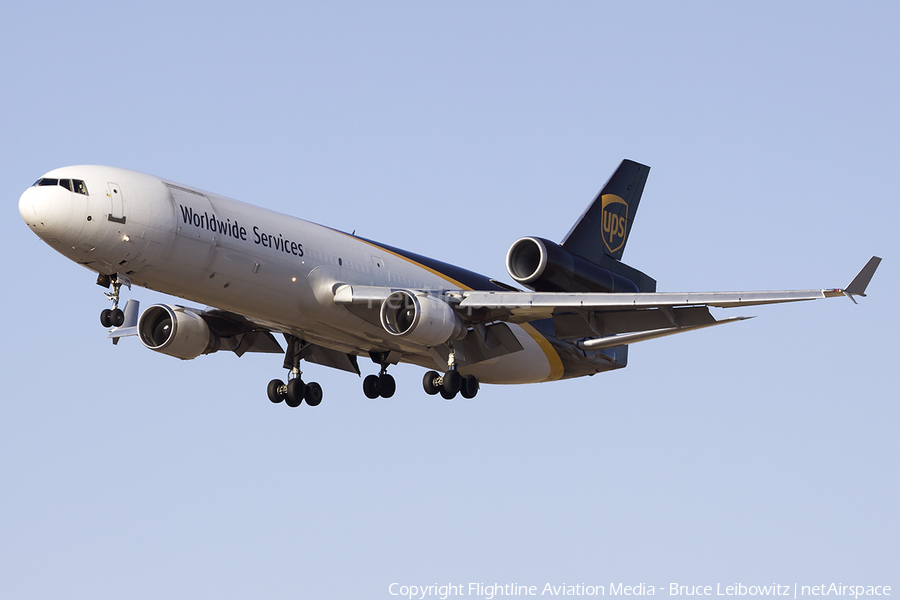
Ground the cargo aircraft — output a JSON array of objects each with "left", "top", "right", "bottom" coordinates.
[{"left": 18, "top": 160, "right": 881, "bottom": 407}]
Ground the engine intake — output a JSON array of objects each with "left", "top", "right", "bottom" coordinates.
[
  {"left": 380, "top": 290, "right": 465, "bottom": 346},
  {"left": 137, "top": 304, "right": 218, "bottom": 360},
  {"left": 506, "top": 236, "right": 645, "bottom": 293}
]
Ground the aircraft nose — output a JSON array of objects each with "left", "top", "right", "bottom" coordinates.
[{"left": 18, "top": 186, "right": 51, "bottom": 229}]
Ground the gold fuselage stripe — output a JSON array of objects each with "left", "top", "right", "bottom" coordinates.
[{"left": 519, "top": 323, "right": 565, "bottom": 382}]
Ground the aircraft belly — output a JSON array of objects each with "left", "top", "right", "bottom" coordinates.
[{"left": 461, "top": 324, "right": 553, "bottom": 384}]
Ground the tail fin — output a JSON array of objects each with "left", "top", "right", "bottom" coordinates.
[{"left": 561, "top": 159, "right": 649, "bottom": 263}]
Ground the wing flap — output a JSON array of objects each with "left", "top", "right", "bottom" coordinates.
[
  {"left": 578, "top": 316, "right": 750, "bottom": 351},
  {"left": 301, "top": 343, "right": 361, "bottom": 375},
  {"left": 552, "top": 306, "right": 718, "bottom": 339}
]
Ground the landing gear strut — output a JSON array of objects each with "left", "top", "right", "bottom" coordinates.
[
  {"left": 421, "top": 347, "right": 479, "bottom": 399},
  {"left": 363, "top": 352, "right": 396, "bottom": 399},
  {"left": 99, "top": 273, "right": 130, "bottom": 328},
  {"left": 267, "top": 336, "right": 323, "bottom": 408}
]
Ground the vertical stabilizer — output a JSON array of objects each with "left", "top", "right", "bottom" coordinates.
[{"left": 561, "top": 159, "right": 649, "bottom": 263}]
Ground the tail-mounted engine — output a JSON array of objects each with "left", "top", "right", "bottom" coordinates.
[
  {"left": 380, "top": 290, "right": 466, "bottom": 347},
  {"left": 506, "top": 236, "right": 652, "bottom": 293},
  {"left": 137, "top": 304, "right": 219, "bottom": 360}
]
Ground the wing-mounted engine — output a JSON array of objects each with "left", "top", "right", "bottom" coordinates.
[
  {"left": 506, "top": 236, "right": 655, "bottom": 293},
  {"left": 136, "top": 304, "right": 284, "bottom": 360},
  {"left": 138, "top": 304, "right": 220, "bottom": 359},
  {"left": 380, "top": 290, "right": 466, "bottom": 347}
]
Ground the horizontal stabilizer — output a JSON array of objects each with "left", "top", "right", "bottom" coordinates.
[
  {"left": 108, "top": 326, "right": 137, "bottom": 340},
  {"left": 107, "top": 299, "right": 140, "bottom": 344}
]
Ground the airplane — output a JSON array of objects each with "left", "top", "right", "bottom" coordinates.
[{"left": 18, "top": 159, "right": 881, "bottom": 407}]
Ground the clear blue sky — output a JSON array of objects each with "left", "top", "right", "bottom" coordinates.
[{"left": 2, "top": 2, "right": 897, "bottom": 598}]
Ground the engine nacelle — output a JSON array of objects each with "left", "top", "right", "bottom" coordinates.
[
  {"left": 380, "top": 290, "right": 465, "bottom": 347},
  {"left": 137, "top": 304, "right": 218, "bottom": 360},
  {"left": 506, "top": 236, "right": 645, "bottom": 293}
]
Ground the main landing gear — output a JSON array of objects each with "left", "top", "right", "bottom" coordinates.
[
  {"left": 267, "top": 379, "right": 323, "bottom": 408},
  {"left": 363, "top": 370, "right": 396, "bottom": 399},
  {"left": 421, "top": 347, "right": 479, "bottom": 399},
  {"left": 267, "top": 336, "right": 323, "bottom": 408},
  {"left": 422, "top": 370, "right": 479, "bottom": 399},
  {"left": 98, "top": 273, "right": 130, "bottom": 328},
  {"left": 363, "top": 351, "right": 397, "bottom": 399}
]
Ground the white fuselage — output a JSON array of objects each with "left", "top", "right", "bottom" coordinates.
[{"left": 19, "top": 165, "right": 565, "bottom": 384}]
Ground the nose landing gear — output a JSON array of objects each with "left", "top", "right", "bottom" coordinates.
[{"left": 98, "top": 273, "right": 131, "bottom": 328}]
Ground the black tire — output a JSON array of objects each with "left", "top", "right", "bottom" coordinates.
[
  {"left": 100, "top": 309, "right": 112, "bottom": 328},
  {"left": 443, "top": 369, "right": 462, "bottom": 395},
  {"left": 379, "top": 374, "right": 396, "bottom": 398},
  {"left": 439, "top": 387, "right": 456, "bottom": 400},
  {"left": 460, "top": 374, "right": 479, "bottom": 399},
  {"left": 423, "top": 371, "right": 441, "bottom": 395},
  {"left": 305, "top": 382, "right": 323, "bottom": 406},
  {"left": 286, "top": 379, "right": 306, "bottom": 407},
  {"left": 363, "top": 374, "right": 380, "bottom": 399},
  {"left": 267, "top": 379, "right": 285, "bottom": 403},
  {"left": 111, "top": 308, "right": 125, "bottom": 327}
]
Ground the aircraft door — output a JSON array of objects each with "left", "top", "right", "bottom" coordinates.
[
  {"left": 107, "top": 182, "right": 125, "bottom": 223},
  {"left": 167, "top": 184, "right": 216, "bottom": 270}
]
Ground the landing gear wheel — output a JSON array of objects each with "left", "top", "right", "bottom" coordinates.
[
  {"left": 286, "top": 379, "right": 306, "bottom": 407},
  {"left": 423, "top": 371, "right": 441, "bottom": 395},
  {"left": 100, "top": 309, "right": 112, "bottom": 328},
  {"left": 442, "top": 369, "right": 462, "bottom": 395},
  {"left": 267, "top": 379, "right": 286, "bottom": 404},
  {"left": 379, "top": 374, "right": 396, "bottom": 398},
  {"left": 363, "top": 374, "right": 380, "bottom": 399},
  {"left": 110, "top": 308, "right": 125, "bottom": 327},
  {"left": 440, "top": 388, "right": 457, "bottom": 400},
  {"left": 460, "top": 374, "right": 479, "bottom": 399},
  {"left": 304, "top": 382, "right": 323, "bottom": 406}
]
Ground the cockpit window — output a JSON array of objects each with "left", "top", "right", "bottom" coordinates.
[{"left": 32, "top": 177, "right": 89, "bottom": 195}]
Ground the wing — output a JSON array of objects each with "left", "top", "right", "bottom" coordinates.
[
  {"left": 335, "top": 256, "right": 881, "bottom": 350},
  {"left": 457, "top": 256, "right": 880, "bottom": 345},
  {"left": 460, "top": 256, "right": 880, "bottom": 314}
]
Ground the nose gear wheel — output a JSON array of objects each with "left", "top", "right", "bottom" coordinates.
[{"left": 98, "top": 274, "right": 130, "bottom": 328}]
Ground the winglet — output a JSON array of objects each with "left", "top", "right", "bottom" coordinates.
[{"left": 844, "top": 256, "right": 882, "bottom": 298}]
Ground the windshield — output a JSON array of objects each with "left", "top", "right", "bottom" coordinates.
[{"left": 33, "top": 177, "right": 89, "bottom": 195}]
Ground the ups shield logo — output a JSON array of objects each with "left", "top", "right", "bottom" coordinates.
[{"left": 600, "top": 194, "right": 628, "bottom": 255}]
